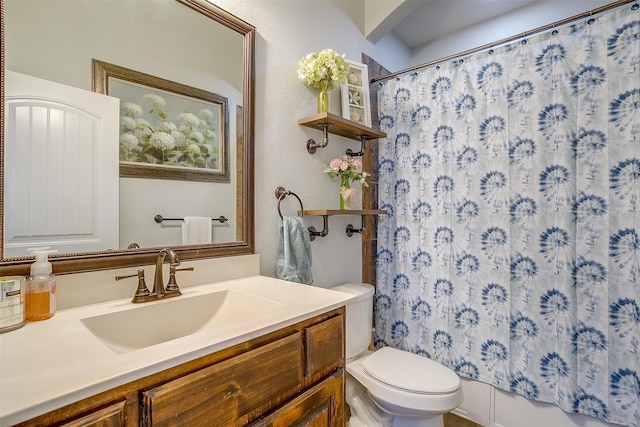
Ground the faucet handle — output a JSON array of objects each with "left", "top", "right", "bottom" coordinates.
[
  {"left": 116, "top": 269, "right": 154, "bottom": 303},
  {"left": 165, "top": 265, "right": 194, "bottom": 296}
]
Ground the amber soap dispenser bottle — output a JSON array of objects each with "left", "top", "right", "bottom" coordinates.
[{"left": 25, "top": 247, "right": 58, "bottom": 322}]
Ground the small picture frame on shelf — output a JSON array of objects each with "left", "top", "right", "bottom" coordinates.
[{"left": 341, "top": 59, "right": 371, "bottom": 127}]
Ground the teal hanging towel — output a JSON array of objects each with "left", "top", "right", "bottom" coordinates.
[{"left": 276, "top": 216, "right": 313, "bottom": 285}]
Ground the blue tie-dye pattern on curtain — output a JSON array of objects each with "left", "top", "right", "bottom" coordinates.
[{"left": 374, "top": 4, "right": 639, "bottom": 426}]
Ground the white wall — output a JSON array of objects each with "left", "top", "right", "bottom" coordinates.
[
  {"left": 210, "top": 0, "right": 411, "bottom": 286},
  {"left": 362, "top": 0, "right": 422, "bottom": 44},
  {"left": 412, "top": 0, "right": 612, "bottom": 66}
]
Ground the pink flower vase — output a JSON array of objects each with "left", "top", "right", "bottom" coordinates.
[{"left": 339, "top": 175, "right": 353, "bottom": 210}]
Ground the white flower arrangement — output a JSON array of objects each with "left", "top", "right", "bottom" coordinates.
[
  {"left": 119, "top": 93, "right": 218, "bottom": 169},
  {"left": 121, "top": 102, "right": 143, "bottom": 117},
  {"left": 296, "top": 48, "right": 349, "bottom": 91}
]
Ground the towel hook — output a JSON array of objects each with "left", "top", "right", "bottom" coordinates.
[{"left": 275, "top": 187, "right": 304, "bottom": 219}]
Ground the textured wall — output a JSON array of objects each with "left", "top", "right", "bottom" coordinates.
[{"left": 214, "top": 0, "right": 411, "bottom": 286}]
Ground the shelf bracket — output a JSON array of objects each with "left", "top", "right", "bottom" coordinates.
[
  {"left": 306, "top": 123, "right": 332, "bottom": 154},
  {"left": 346, "top": 215, "right": 366, "bottom": 237},
  {"left": 346, "top": 135, "right": 367, "bottom": 157},
  {"left": 308, "top": 215, "right": 329, "bottom": 241}
]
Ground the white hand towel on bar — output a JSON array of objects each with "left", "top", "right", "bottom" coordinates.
[{"left": 182, "top": 216, "right": 212, "bottom": 245}]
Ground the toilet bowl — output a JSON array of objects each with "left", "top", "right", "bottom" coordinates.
[{"left": 330, "top": 283, "right": 463, "bottom": 427}]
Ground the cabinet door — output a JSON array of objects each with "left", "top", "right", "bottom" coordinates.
[
  {"left": 249, "top": 369, "right": 344, "bottom": 427},
  {"left": 141, "top": 333, "right": 302, "bottom": 427}
]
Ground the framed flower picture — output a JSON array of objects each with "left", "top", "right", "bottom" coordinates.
[
  {"left": 92, "top": 59, "right": 229, "bottom": 182},
  {"left": 341, "top": 59, "right": 371, "bottom": 127}
]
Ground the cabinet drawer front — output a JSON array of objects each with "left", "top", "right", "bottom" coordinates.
[
  {"left": 248, "top": 369, "right": 344, "bottom": 427},
  {"left": 142, "top": 332, "right": 302, "bottom": 426},
  {"left": 60, "top": 400, "right": 126, "bottom": 427},
  {"left": 305, "top": 315, "right": 344, "bottom": 378}
]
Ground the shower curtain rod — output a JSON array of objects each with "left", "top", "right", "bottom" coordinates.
[{"left": 371, "top": 0, "right": 636, "bottom": 84}]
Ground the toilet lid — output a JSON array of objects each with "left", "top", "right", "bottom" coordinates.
[{"left": 361, "top": 347, "right": 460, "bottom": 394}]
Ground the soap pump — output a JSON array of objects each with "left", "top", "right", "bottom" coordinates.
[{"left": 25, "top": 247, "right": 58, "bottom": 322}]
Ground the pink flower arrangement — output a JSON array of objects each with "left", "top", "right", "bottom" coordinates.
[
  {"left": 323, "top": 155, "right": 369, "bottom": 209},
  {"left": 323, "top": 155, "right": 369, "bottom": 186}
]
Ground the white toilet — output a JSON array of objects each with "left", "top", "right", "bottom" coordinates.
[{"left": 330, "top": 283, "right": 463, "bottom": 427}]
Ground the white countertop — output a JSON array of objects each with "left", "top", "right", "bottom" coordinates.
[{"left": 0, "top": 275, "right": 354, "bottom": 426}]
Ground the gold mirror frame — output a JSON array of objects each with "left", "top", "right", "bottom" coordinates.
[{"left": 0, "top": 0, "right": 255, "bottom": 276}]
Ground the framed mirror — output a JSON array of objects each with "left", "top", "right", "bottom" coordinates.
[{"left": 1, "top": 0, "right": 255, "bottom": 275}]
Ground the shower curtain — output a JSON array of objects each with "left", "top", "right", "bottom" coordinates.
[{"left": 374, "top": 4, "right": 639, "bottom": 426}]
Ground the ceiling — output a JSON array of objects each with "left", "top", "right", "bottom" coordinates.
[{"left": 389, "top": 0, "right": 541, "bottom": 49}]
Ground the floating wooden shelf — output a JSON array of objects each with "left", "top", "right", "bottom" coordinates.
[
  {"left": 298, "top": 113, "right": 387, "bottom": 141},
  {"left": 298, "top": 113, "right": 387, "bottom": 155},
  {"left": 275, "top": 187, "right": 387, "bottom": 240},
  {"left": 298, "top": 113, "right": 386, "bottom": 141}
]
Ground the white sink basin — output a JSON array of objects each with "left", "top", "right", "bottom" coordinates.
[{"left": 80, "top": 290, "right": 284, "bottom": 354}]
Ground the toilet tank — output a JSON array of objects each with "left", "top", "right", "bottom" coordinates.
[{"left": 330, "top": 283, "right": 375, "bottom": 359}]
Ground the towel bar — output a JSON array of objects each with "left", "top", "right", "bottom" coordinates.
[
  {"left": 154, "top": 215, "right": 228, "bottom": 224},
  {"left": 275, "top": 187, "right": 304, "bottom": 219},
  {"left": 275, "top": 187, "right": 330, "bottom": 240}
]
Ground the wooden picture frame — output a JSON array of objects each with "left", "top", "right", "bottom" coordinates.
[
  {"left": 341, "top": 59, "right": 371, "bottom": 127},
  {"left": 92, "top": 59, "right": 229, "bottom": 182}
]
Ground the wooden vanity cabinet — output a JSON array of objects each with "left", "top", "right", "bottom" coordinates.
[{"left": 14, "top": 308, "right": 345, "bottom": 427}]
